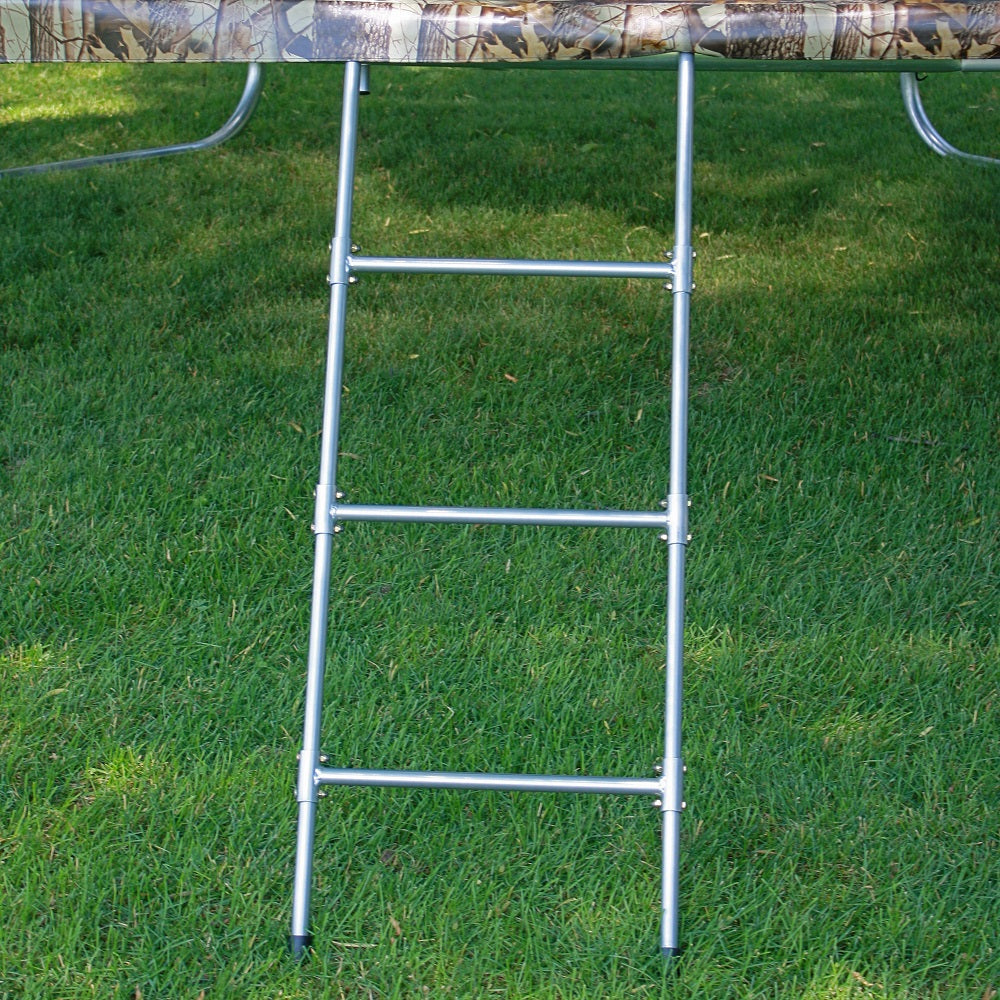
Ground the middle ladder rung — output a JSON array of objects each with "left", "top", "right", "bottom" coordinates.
[
  {"left": 333, "top": 503, "right": 669, "bottom": 529},
  {"left": 316, "top": 766, "right": 661, "bottom": 797}
]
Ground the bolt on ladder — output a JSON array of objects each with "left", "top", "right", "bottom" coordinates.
[{"left": 291, "top": 54, "right": 696, "bottom": 958}]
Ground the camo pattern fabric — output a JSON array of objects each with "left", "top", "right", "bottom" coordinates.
[{"left": 2, "top": 1, "right": 999, "bottom": 63}]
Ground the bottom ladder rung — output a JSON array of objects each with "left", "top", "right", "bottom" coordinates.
[
  {"left": 333, "top": 503, "right": 669, "bottom": 529},
  {"left": 315, "top": 766, "right": 660, "bottom": 797}
]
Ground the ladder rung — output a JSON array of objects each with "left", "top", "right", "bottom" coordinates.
[
  {"left": 333, "top": 502, "right": 669, "bottom": 529},
  {"left": 315, "top": 766, "right": 661, "bottom": 797},
  {"left": 348, "top": 254, "right": 674, "bottom": 280}
]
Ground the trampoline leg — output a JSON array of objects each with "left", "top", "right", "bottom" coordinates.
[
  {"left": 290, "top": 61, "right": 365, "bottom": 957},
  {"left": 0, "top": 63, "right": 263, "bottom": 178},
  {"left": 900, "top": 73, "right": 1000, "bottom": 167},
  {"left": 660, "top": 50, "right": 695, "bottom": 959}
]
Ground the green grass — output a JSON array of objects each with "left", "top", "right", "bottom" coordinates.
[{"left": 1, "top": 61, "right": 998, "bottom": 998}]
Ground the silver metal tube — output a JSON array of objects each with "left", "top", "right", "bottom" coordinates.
[
  {"left": 660, "top": 51, "right": 695, "bottom": 959},
  {"left": 289, "top": 782, "right": 319, "bottom": 957},
  {"left": 290, "top": 61, "right": 364, "bottom": 957},
  {"left": 348, "top": 254, "right": 674, "bottom": 280},
  {"left": 333, "top": 503, "right": 669, "bottom": 529},
  {"left": 959, "top": 59, "right": 1000, "bottom": 72},
  {"left": 900, "top": 73, "right": 1000, "bottom": 166},
  {"left": 0, "top": 64, "right": 263, "bottom": 179},
  {"left": 316, "top": 767, "right": 660, "bottom": 797}
]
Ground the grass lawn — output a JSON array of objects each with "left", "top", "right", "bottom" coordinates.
[{"left": 1, "top": 60, "right": 997, "bottom": 998}]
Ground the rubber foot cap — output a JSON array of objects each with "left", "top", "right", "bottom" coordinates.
[{"left": 289, "top": 934, "right": 314, "bottom": 958}]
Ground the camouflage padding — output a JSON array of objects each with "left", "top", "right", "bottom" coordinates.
[{"left": 1, "top": 1, "right": 998, "bottom": 64}]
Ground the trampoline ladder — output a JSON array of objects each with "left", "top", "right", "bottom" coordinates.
[{"left": 291, "top": 55, "right": 696, "bottom": 959}]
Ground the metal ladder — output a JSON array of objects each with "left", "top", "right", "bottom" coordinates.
[{"left": 290, "top": 54, "right": 696, "bottom": 958}]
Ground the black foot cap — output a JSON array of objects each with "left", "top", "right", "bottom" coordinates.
[{"left": 289, "top": 934, "right": 314, "bottom": 959}]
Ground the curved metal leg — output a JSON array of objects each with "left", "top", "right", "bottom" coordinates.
[
  {"left": 0, "top": 63, "right": 263, "bottom": 179},
  {"left": 901, "top": 73, "right": 1000, "bottom": 167}
]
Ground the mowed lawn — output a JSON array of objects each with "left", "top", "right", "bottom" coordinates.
[{"left": 1, "top": 61, "right": 998, "bottom": 998}]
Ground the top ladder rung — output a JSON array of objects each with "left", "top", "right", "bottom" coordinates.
[
  {"left": 333, "top": 502, "right": 669, "bottom": 529},
  {"left": 347, "top": 254, "right": 674, "bottom": 280}
]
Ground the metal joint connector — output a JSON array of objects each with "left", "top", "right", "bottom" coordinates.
[
  {"left": 669, "top": 244, "right": 695, "bottom": 295},
  {"left": 328, "top": 235, "right": 354, "bottom": 286},
  {"left": 657, "top": 756, "right": 685, "bottom": 813},
  {"left": 666, "top": 493, "right": 690, "bottom": 546},
  {"left": 313, "top": 483, "right": 336, "bottom": 536},
  {"left": 296, "top": 756, "right": 320, "bottom": 803}
]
